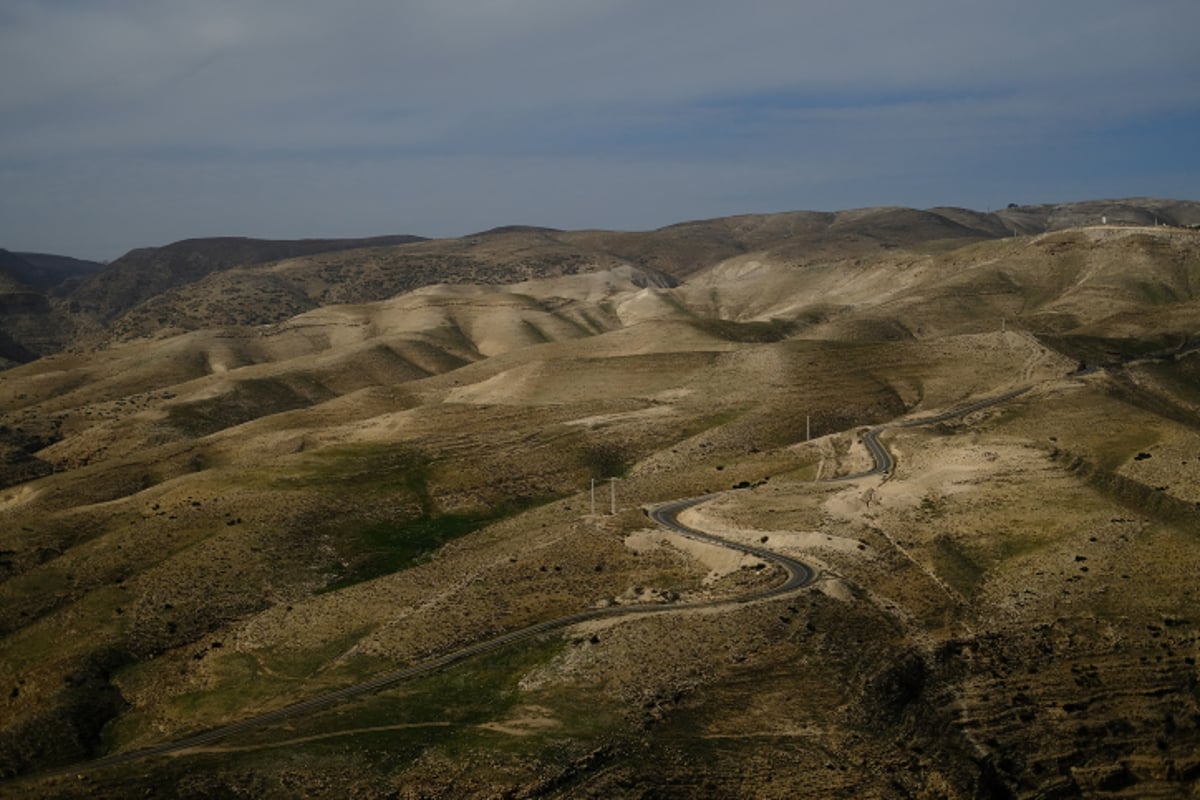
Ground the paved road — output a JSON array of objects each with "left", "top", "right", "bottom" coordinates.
[
  {"left": 23, "top": 496, "right": 817, "bottom": 780},
  {"left": 17, "top": 385, "right": 1031, "bottom": 781},
  {"left": 839, "top": 386, "right": 1032, "bottom": 480},
  {"left": 649, "top": 495, "right": 815, "bottom": 594}
]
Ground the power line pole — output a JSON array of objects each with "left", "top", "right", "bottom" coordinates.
[
  {"left": 806, "top": 415, "right": 811, "bottom": 441},
  {"left": 610, "top": 477, "right": 616, "bottom": 515},
  {"left": 590, "top": 479, "right": 595, "bottom": 517}
]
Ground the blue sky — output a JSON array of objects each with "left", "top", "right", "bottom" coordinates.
[{"left": 2, "top": 0, "right": 1198, "bottom": 260}]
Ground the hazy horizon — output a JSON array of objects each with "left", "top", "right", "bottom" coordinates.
[{"left": 3, "top": 1, "right": 1198, "bottom": 261}]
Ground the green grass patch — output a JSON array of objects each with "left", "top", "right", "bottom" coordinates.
[
  {"left": 1132, "top": 280, "right": 1180, "bottom": 305},
  {"left": 910, "top": 236, "right": 992, "bottom": 255},
  {"left": 1093, "top": 425, "right": 1161, "bottom": 472},
  {"left": 223, "top": 637, "right": 568, "bottom": 753},
  {"left": 166, "top": 377, "right": 330, "bottom": 437},
  {"left": 930, "top": 536, "right": 985, "bottom": 597},
  {"left": 775, "top": 461, "right": 820, "bottom": 482},
  {"left": 256, "top": 628, "right": 378, "bottom": 683},
  {"left": 682, "top": 407, "right": 744, "bottom": 437},
  {"left": 105, "top": 629, "right": 383, "bottom": 753},
  {"left": 932, "top": 530, "right": 1052, "bottom": 598},
  {"left": 0, "top": 584, "right": 130, "bottom": 676},
  {"left": 273, "top": 442, "right": 561, "bottom": 590},
  {"left": 164, "top": 653, "right": 269, "bottom": 719},
  {"left": 319, "top": 511, "right": 499, "bottom": 592},
  {"left": 999, "top": 534, "right": 1051, "bottom": 563},
  {"left": 103, "top": 653, "right": 271, "bottom": 752},
  {"left": 278, "top": 443, "right": 433, "bottom": 506}
]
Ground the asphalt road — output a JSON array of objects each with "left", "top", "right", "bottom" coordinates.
[
  {"left": 649, "top": 495, "right": 815, "bottom": 594},
  {"left": 23, "top": 494, "right": 818, "bottom": 780},
  {"left": 16, "top": 385, "right": 1031, "bottom": 781},
  {"left": 839, "top": 386, "right": 1032, "bottom": 480}
]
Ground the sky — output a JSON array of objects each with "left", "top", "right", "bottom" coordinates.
[{"left": 1, "top": 1, "right": 1198, "bottom": 261}]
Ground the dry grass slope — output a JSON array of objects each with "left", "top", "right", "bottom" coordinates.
[{"left": 1, "top": 205, "right": 1200, "bottom": 798}]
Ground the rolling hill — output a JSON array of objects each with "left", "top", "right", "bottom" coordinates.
[
  {"left": 3, "top": 252, "right": 104, "bottom": 292},
  {"left": 1, "top": 200, "right": 1199, "bottom": 798}
]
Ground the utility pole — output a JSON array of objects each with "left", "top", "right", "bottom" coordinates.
[
  {"left": 1001, "top": 317, "right": 1006, "bottom": 333},
  {"left": 806, "top": 415, "right": 811, "bottom": 442},
  {"left": 590, "top": 479, "right": 595, "bottom": 517},
  {"left": 610, "top": 477, "right": 617, "bottom": 515}
]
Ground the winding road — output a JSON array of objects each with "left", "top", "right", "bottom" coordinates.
[
  {"left": 648, "top": 495, "right": 814, "bottom": 594},
  {"left": 841, "top": 386, "right": 1032, "bottom": 479},
  {"left": 18, "top": 385, "right": 1031, "bottom": 780}
]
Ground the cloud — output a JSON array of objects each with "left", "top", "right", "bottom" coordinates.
[{"left": 1, "top": 1, "right": 1197, "bottom": 257}]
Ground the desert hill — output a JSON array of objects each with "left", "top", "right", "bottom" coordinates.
[
  {"left": 4, "top": 198, "right": 1197, "bottom": 363},
  {"left": 70, "top": 198, "right": 1200, "bottom": 349},
  {"left": 69, "top": 234, "right": 428, "bottom": 321},
  {"left": 99, "top": 231, "right": 659, "bottom": 343},
  {"left": 0, "top": 252, "right": 64, "bottom": 367},
  {"left": 4, "top": 222, "right": 1195, "bottom": 486},
  {"left": 0, "top": 253, "right": 35, "bottom": 293},
  {"left": 994, "top": 196, "right": 1200, "bottom": 234},
  {"left": 0, "top": 236, "right": 426, "bottom": 365},
  {"left": 2, "top": 251, "right": 103, "bottom": 292},
  {"left": 1, "top": 201, "right": 1200, "bottom": 798}
]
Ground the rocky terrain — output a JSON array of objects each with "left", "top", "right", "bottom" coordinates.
[
  {"left": 0, "top": 236, "right": 427, "bottom": 362},
  {"left": 5, "top": 199, "right": 1199, "bottom": 362},
  {"left": 1, "top": 201, "right": 1199, "bottom": 798}
]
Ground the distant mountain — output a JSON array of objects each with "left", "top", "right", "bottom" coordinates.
[
  {"left": 67, "top": 234, "right": 427, "bottom": 322},
  {"left": 0, "top": 236, "right": 424, "bottom": 363},
  {"left": 3, "top": 198, "right": 1200, "bottom": 795},
  {"left": 1, "top": 199, "right": 1198, "bottom": 365},
  {"left": 0, "top": 251, "right": 36, "bottom": 292},
  {"left": 0, "top": 252, "right": 57, "bottom": 364},
  {"left": 995, "top": 197, "right": 1200, "bottom": 234},
  {"left": 557, "top": 198, "right": 1200, "bottom": 278},
  {"left": 7, "top": 251, "right": 104, "bottom": 291}
]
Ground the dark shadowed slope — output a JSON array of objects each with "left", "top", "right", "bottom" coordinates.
[{"left": 68, "top": 234, "right": 428, "bottom": 322}]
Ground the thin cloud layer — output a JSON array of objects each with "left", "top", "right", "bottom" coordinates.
[{"left": 2, "top": 1, "right": 1198, "bottom": 258}]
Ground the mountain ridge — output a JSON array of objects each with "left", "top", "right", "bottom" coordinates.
[
  {"left": 2, "top": 199, "right": 1200, "bottom": 797},
  {"left": 2, "top": 198, "right": 1197, "bottom": 366}
]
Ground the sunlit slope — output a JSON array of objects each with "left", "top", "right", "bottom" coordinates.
[
  {"left": 0, "top": 268, "right": 657, "bottom": 468},
  {"left": 679, "top": 225, "right": 1200, "bottom": 346},
  {"left": 8, "top": 226, "right": 1197, "bottom": 482},
  {"left": 2, "top": 222, "right": 1200, "bottom": 793},
  {"left": 102, "top": 233, "right": 662, "bottom": 342},
  {"left": 94, "top": 201, "right": 1200, "bottom": 349},
  {"left": 0, "top": 323, "right": 1067, "bottom": 774}
]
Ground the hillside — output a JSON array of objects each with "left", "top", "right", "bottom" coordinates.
[
  {"left": 994, "top": 197, "right": 1200, "bottom": 234},
  {"left": 0, "top": 252, "right": 34, "bottom": 292},
  {"left": 3, "top": 198, "right": 1197, "bottom": 363},
  {"left": 1, "top": 204, "right": 1199, "bottom": 798},
  {"left": 6, "top": 252, "right": 104, "bottom": 292},
  {"left": 101, "top": 231, "right": 651, "bottom": 342},
  {"left": 66, "top": 234, "right": 429, "bottom": 322},
  {"left": 67, "top": 198, "right": 1200, "bottom": 349},
  {"left": 0, "top": 236, "right": 427, "bottom": 364}
]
